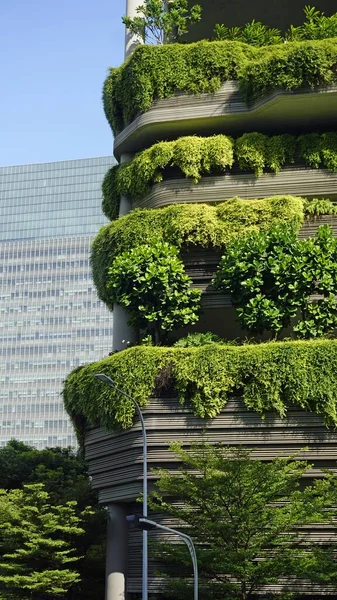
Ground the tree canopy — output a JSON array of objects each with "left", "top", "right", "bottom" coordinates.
[{"left": 150, "top": 443, "right": 337, "bottom": 599}]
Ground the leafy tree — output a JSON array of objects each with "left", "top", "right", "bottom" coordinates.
[
  {"left": 213, "top": 223, "right": 337, "bottom": 339},
  {"left": 0, "top": 441, "right": 106, "bottom": 599},
  {"left": 0, "top": 484, "right": 83, "bottom": 599},
  {"left": 107, "top": 240, "right": 201, "bottom": 343},
  {"left": 122, "top": 0, "right": 202, "bottom": 45},
  {"left": 150, "top": 443, "right": 337, "bottom": 600}
]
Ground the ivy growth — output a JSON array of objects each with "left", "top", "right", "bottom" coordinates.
[
  {"left": 92, "top": 195, "right": 304, "bottom": 309},
  {"left": 213, "top": 223, "right": 337, "bottom": 339},
  {"left": 63, "top": 339, "right": 337, "bottom": 440},
  {"left": 107, "top": 240, "right": 201, "bottom": 343},
  {"left": 104, "top": 39, "right": 337, "bottom": 133},
  {"left": 103, "top": 132, "right": 337, "bottom": 215}
]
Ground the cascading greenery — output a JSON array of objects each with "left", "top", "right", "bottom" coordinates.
[
  {"left": 63, "top": 339, "right": 337, "bottom": 441},
  {"left": 104, "top": 39, "right": 337, "bottom": 133},
  {"left": 92, "top": 195, "right": 304, "bottom": 309},
  {"left": 103, "top": 132, "right": 337, "bottom": 219}
]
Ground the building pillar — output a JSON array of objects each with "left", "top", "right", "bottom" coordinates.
[
  {"left": 106, "top": 504, "right": 128, "bottom": 600},
  {"left": 125, "top": 0, "right": 144, "bottom": 59},
  {"left": 112, "top": 153, "right": 136, "bottom": 352}
]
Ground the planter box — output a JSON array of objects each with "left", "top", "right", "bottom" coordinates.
[
  {"left": 133, "top": 168, "right": 337, "bottom": 211},
  {"left": 114, "top": 83, "right": 337, "bottom": 159}
]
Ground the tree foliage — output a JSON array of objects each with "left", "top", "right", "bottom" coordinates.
[
  {"left": 0, "top": 483, "right": 83, "bottom": 599},
  {"left": 0, "top": 441, "right": 106, "bottom": 599},
  {"left": 122, "top": 0, "right": 202, "bottom": 45},
  {"left": 150, "top": 443, "right": 337, "bottom": 600},
  {"left": 213, "top": 223, "right": 337, "bottom": 339},
  {"left": 107, "top": 240, "right": 201, "bottom": 343}
]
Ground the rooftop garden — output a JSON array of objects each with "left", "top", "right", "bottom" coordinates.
[{"left": 103, "top": 131, "right": 337, "bottom": 219}]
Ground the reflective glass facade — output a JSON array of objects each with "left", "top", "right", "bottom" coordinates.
[{"left": 0, "top": 157, "right": 114, "bottom": 448}]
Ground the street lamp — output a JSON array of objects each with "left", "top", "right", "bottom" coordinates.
[
  {"left": 94, "top": 373, "right": 149, "bottom": 600},
  {"left": 127, "top": 515, "right": 198, "bottom": 600}
]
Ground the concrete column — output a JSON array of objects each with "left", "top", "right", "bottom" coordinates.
[
  {"left": 112, "top": 152, "right": 137, "bottom": 352},
  {"left": 106, "top": 504, "right": 128, "bottom": 600},
  {"left": 125, "top": 0, "right": 144, "bottom": 59}
]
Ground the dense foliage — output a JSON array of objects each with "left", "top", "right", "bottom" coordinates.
[
  {"left": 214, "top": 223, "right": 337, "bottom": 339},
  {"left": 214, "top": 5, "right": 337, "bottom": 45},
  {"left": 0, "top": 483, "right": 83, "bottom": 599},
  {"left": 63, "top": 339, "right": 337, "bottom": 439},
  {"left": 0, "top": 441, "right": 106, "bottom": 600},
  {"left": 150, "top": 443, "right": 337, "bottom": 600},
  {"left": 107, "top": 240, "right": 201, "bottom": 343},
  {"left": 122, "top": 0, "right": 202, "bottom": 45},
  {"left": 104, "top": 132, "right": 337, "bottom": 214},
  {"left": 92, "top": 196, "right": 303, "bottom": 308},
  {"left": 104, "top": 39, "right": 337, "bottom": 133}
]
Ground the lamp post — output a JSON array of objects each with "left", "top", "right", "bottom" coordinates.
[
  {"left": 127, "top": 515, "right": 198, "bottom": 600},
  {"left": 94, "top": 373, "right": 148, "bottom": 600}
]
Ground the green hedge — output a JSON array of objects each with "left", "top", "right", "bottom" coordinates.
[
  {"left": 104, "top": 39, "right": 337, "bottom": 134},
  {"left": 63, "top": 339, "right": 337, "bottom": 442},
  {"left": 103, "top": 132, "right": 337, "bottom": 218},
  {"left": 92, "top": 196, "right": 304, "bottom": 309}
]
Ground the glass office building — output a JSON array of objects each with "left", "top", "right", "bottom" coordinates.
[{"left": 0, "top": 157, "right": 115, "bottom": 448}]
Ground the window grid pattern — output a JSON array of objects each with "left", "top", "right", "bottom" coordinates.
[{"left": 0, "top": 158, "right": 115, "bottom": 448}]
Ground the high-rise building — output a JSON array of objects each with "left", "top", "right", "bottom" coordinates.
[
  {"left": 0, "top": 157, "right": 114, "bottom": 448},
  {"left": 63, "top": 1, "right": 337, "bottom": 598}
]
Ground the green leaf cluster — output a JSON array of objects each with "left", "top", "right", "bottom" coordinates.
[
  {"left": 0, "top": 484, "right": 83, "bottom": 599},
  {"left": 107, "top": 240, "right": 201, "bottom": 342},
  {"left": 214, "top": 5, "right": 337, "bottom": 46},
  {"left": 103, "top": 39, "right": 337, "bottom": 133},
  {"left": 104, "top": 132, "right": 337, "bottom": 215},
  {"left": 122, "top": 0, "right": 202, "bottom": 45},
  {"left": 92, "top": 195, "right": 304, "bottom": 309},
  {"left": 150, "top": 443, "right": 337, "bottom": 600},
  {"left": 0, "top": 441, "right": 106, "bottom": 600},
  {"left": 214, "top": 223, "right": 337, "bottom": 339},
  {"left": 214, "top": 20, "right": 283, "bottom": 46},
  {"left": 63, "top": 339, "right": 337, "bottom": 440}
]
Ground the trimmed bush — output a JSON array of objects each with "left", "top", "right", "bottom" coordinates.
[
  {"left": 104, "top": 39, "right": 337, "bottom": 134},
  {"left": 63, "top": 339, "right": 337, "bottom": 439},
  {"left": 91, "top": 196, "right": 304, "bottom": 309}
]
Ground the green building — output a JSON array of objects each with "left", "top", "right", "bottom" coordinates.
[{"left": 63, "top": 1, "right": 337, "bottom": 597}]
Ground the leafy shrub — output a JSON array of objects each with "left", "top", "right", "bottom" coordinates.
[
  {"left": 104, "top": 39, "right": 337, "bottom": 133},
  {"left": 122, "top": 0, "right": 202, "bottom": 45},
  {"left": 107, "top": 240, "right": 201, "bottom": 343},
  {"left": 173, "top": 332, "right": 224, "bottom": 347},
  {"left": 213, "top": 223, "right": 337, "bottom": 339},
  {"left": 102, "top": 165, "right": 119, "bottom": 221},
  {"left": 240, "top": 39, "right": 337, "bottom": 102},
  {"left": 105, "top": 132, "right": 336, "bottom": 213},
  {"left": 91, "top": 196, "right": 304, "bottom": 309},
  {"left": 214, "top": 19, "right": 282, "bottom": 46},
  {"left": 63, "top": 339, "right": 337, "bottom": 436},
  {"left": 304, "top": 197, "right": 337, "bottom": 217},
  {"left": 235, "top": 133, "right": 295, "bottom": 176},
  {"left": 299, "top": 5, "right": 337, "bottom": 40},
  {"left": 214, "top": 6, "right": 337, "bottom": 46}
]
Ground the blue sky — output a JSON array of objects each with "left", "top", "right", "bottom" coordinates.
[{"left": 0, "top": 0, "right": 125, "bottom": 166}]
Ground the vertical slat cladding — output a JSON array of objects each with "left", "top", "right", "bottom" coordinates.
[{"left": 85, "top": 396, "right": 337, "bottom": 595}]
